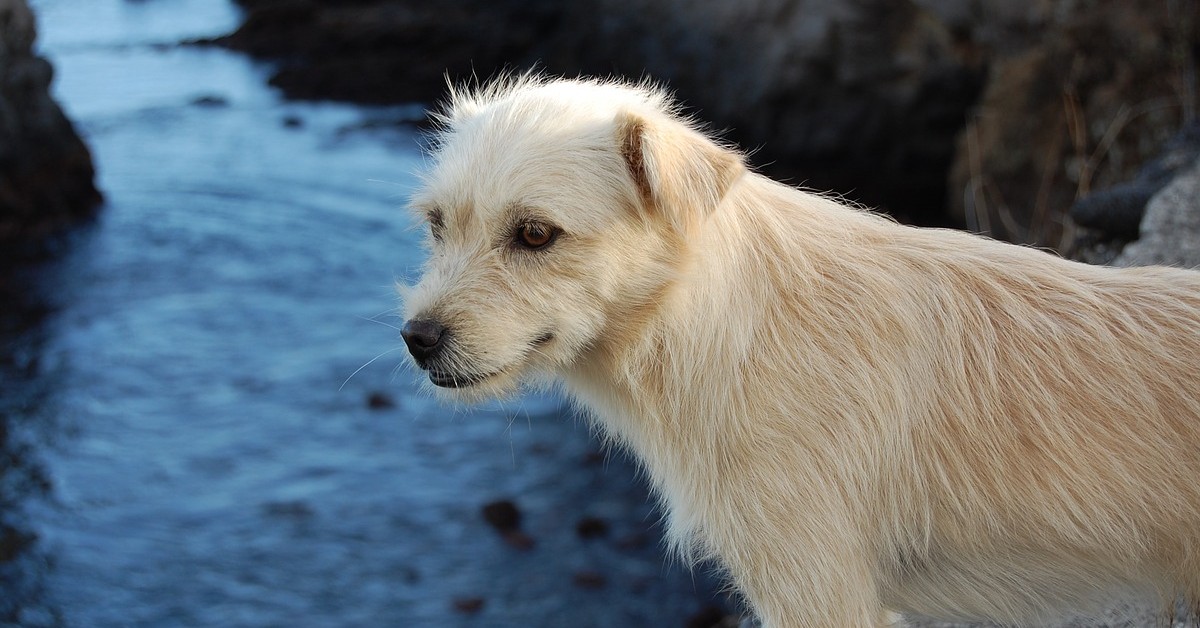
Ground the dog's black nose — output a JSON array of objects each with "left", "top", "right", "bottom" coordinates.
[{"left": 401, "top": 318, "right": 447, "bottom": 363}]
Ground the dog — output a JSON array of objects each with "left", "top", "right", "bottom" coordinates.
[{"left": 398, "top": 75, "right": 1200, "bottom": 627}]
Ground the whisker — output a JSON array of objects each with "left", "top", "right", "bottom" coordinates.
[
  {"left": 340, "top": 347, "right": 407, "bottom": 391},
  {"left": 358, "top": 314, "right": 404, "bottom": 333}
]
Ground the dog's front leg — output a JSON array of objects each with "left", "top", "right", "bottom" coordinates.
[{"left": 725, "top": 532, "right": 894, "bottom": 628}]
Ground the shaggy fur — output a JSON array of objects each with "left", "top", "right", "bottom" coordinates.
[{"left": 400, "top": 75, "right": 1200, "bottom": 627}]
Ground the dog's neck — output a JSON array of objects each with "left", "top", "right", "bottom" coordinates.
[{"left": 561, "top": 174, "right": 802, "bottom": 545}]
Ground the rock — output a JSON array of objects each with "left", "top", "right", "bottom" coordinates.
[
  {"left": 211, "top": 0, "right": 1198, "bottom": 242},
  {"left": 365, "top": 391, "right": 394, "bottom": 410},
  {"left": 685, "top": 605, "right": 730, "bottom": 628},
  {"left": 556, "top": 0, "right": 989, "bottom": 227},
  {"left": 0, "top": 0, "right": 102, "bottom": 255},
  {"left": 212, "top": 0, "right": 563, "bottom": 106},
  {"left": 499, "top": 530, "right": 535, "bottom": 550},
  {"left": 1071, "top": 122, "right": 1200, "bottom": 240},
  {"left": 450, "top": 596, "right": 485, "bottom": 614},
  {"left": 210, "top": 0, "right": 985, "bottom": 225},
  {"left": 190, "top": 94, "right": 229, "bottom": 108},
  {"left": 575, "top": 516, "right": 609, "bottom": 540},
  {"left": 480, "top": 499, "right": 521, "bottom": 532},
  {"left": 571, "top": 569, "right": 606, "bottom": 590},
  {"left": 1114, "top": 159, "right": 1200, "bottom": 269}
]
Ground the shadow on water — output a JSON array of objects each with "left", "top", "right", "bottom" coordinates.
[{"left": 0, "top": 239, "right": 90, "bottom": 627}]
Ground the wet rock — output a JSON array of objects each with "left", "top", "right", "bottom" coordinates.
[
  {"left": 571, "top": 569, "right": 606, "bottom": 590},
  {"left": 0, "top": 0, "right": 102, "bottom": 255},
  {"left": 451, "top": 596, "right": 485, "bottom": 614},
  {"left": 481, "top": 499, "right": 521, "bottom": 532},
  {"left": 500, "top": 530, "right": 535, "bottom": 551},
  {"left": 481, "top": 499, "right": 536, "bottom": 549},
  {"left": 614, "top": 530, "right": 651, "bottom": 551},
  {"left": 685, "top": 605, "right": 731, "bottom": 628},
  {"left": 0, "top": 523, "right": 35, "bottom": 563},
  {"left": 190, "top": 94, "right": 229, "bottom": 108},
  {"left": 365, "top": 391, "right": 395, "bottom": 410},
  {"left": 575, "top": 516, "right": 609, "bottom": 540}
]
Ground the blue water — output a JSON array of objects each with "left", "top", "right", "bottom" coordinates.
[{"left": 0, "top": 1, "right": 721, "bottom": 625}]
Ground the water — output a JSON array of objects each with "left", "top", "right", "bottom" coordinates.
[{"left": 0, "top": 1, "right": 721, "bottom": 625}]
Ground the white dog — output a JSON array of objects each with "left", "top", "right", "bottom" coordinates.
[{"left": 399, "top": 75, "right": 1200, "bottom": 627}]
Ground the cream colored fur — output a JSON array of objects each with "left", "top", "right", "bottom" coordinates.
[{"left": 400, "top": 75, "right": 1200, "bottom": 627}]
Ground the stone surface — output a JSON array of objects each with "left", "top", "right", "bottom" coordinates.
[
  {"left": 0, "top": 0, "right": 102, "bottom": 254},
  {"left": 1069, "top": 122, "right": 1200, "bottom": 240},
  {"left": 1114, "top": 159, "right": 1200, "bottom": 269}
]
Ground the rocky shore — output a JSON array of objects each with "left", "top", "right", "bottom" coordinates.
[
  {"left": 213, "top": 0, "right": 1197, "bottom": 241},
  {"left": 0, "top": 0, "right": 101, "bottom": 257}
]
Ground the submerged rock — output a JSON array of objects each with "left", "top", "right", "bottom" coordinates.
[{"left": 0, "top": 0, "right": 102, "bottom": 256}]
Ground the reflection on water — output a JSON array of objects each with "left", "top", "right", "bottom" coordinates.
[{"left": 1, "top": 1, "right": 722, "bottom": 626}]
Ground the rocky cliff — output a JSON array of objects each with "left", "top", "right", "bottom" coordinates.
[{"left": 0, "top": 0, "right": 101, "bottom": 255}]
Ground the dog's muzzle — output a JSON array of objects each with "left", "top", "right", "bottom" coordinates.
[{"left": 401, "top": 318, "right": 492, "bottom": 388}]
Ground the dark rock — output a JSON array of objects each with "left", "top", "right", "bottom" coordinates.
[
  {"left": 614, "top": 531, "right": 650, "bottom": 551},
  {"left": 1070, "top": 121, "right": 1200, "bottom": 239},
  {"left": 213, "top": 0, "right": 564, "bottom": 106},
  {"left": 500, "top": 530, "right": 535, "bottom": 550},
  {"left": 0, "top": 523, "right": 36, "bottom": 563},
  {"left": 575, "top": 516, "right": 609, "bottom": 540},
  {"left": 0, "top": 0, "right": 103, "bottom": 255},
  {"left": 481, "top": 499, "right": 521, "bottom": 532},
  {"left": 190, "top": 94, "right": 229, "bottom": 108},
  {"left": 365, "top": 391, "right": 394, "bottom": 410},
  {"left": 451, "top": 596, "right": 485, "bottom": 614},
  {"left": 209, "top": 0, "right": 985, "bottom": 227},
  {"left": 1115, "top": 158, "right": 1200, "bottom": 268},
  {"left": 685, "top": 605, "right": 729, "bottom": 628},
  {"left": 571, "top": 569, "right": 606, "bottom": 590},
  {"left": 212, "top": 0, "right": 1199, "bottom": 245},
  {"left": 1069, "top": 184, "right": 1158, "bottom": 240}
]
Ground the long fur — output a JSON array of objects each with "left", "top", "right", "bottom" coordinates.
[{"left": 401, "top": 75, "right": 1200, "bottom": 627}]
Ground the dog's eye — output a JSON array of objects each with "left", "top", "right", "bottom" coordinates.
[{"left": 516, "top": 222, "right": 558, "bottom": 250}]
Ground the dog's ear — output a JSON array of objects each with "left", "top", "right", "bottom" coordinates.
[{"left": 616, "top": 110, "right": 744, "bottom": 232}]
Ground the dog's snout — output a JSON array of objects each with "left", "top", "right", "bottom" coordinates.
[{"left": 401, "top": 318, "right": 447, "bottom": 363}]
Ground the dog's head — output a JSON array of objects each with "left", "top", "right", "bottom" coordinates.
[{"left": 400, "top": 76, "right": 744, "bottom": 398}]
